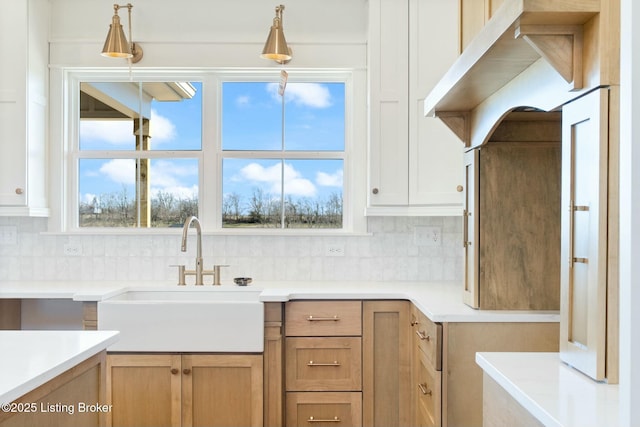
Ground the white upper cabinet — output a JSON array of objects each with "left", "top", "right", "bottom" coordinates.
[
  {"left": 0, "top": 0, "right": 49, "bottom": 216},
  {"left": 367, "top": 0, "right": 463, "bottom": 216}
]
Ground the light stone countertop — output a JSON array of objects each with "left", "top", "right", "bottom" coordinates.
[
  {"left": 0, "top": 330, "right": 120, "bottom": 405},
  {"left": 476, "top": 352, "right": 619, "bottom": 427},
  {"left": 0, "top": 280, "right": 559, "bottom": 323}
]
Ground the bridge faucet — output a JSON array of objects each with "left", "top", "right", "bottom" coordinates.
[{"left": 181, "top": 216, "right": 206, "bottom": 285}]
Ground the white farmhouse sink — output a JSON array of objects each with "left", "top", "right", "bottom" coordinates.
[{"left": 98, "top": 288, "right": 264, "bottom": 352}]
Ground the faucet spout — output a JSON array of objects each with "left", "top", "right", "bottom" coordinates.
[
  {"left": 181, "top": 215, "right": 202, "bottom": 259},
  {"left": 181, "top": 216, "right": 204, "bottom": 285}
]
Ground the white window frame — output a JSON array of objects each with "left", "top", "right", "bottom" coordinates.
[{"left": 52, "top": 69, "right": 366, "bottom": 235}]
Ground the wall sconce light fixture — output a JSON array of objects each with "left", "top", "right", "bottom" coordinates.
[
  {"left": 101, "top": 3, "right": 143, "bottom": 63},
  {"left": 261, "top": 4, "right": 292, "bottom": 64}
]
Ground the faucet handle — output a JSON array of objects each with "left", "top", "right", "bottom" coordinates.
[
  {"left": 213, "top": 264, "right": 229, "bottom": 286},
  {"left": 170, "top": 264, "right": 187, "bottom": 286}
]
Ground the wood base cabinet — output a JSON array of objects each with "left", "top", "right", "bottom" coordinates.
[
  {"left": 283, "top": 301, "right": 411, "bottom": 427},
  {"left": 482, "top": 374, "right": 543, "bottom": 427},
  {"left": 106, "top": 353, "right": 262, "bottom": 427},
  {"left": 0, "top": 352, "right": 106, "bottom": 427},
  {"left": 409, "top": 303, "right": 558, "bottom": 427}
]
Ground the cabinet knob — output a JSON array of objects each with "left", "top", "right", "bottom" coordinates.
[
  {"left": 372, "top": 188, "right": 379, "bottom": 194},
  {"left": 183, "top": 368, "right": 191, "bottom": 375},
  {"left": 456, "top": 185, "right": 463, "bottom": 192},
  {"left": 170, "top": 368, "right": 179, "bottom": 375},
  {"left": 15, "top": 188, "right": 24, "bottom": 195}
]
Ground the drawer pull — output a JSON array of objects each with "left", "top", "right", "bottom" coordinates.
[
  {"left": 306, "top": 315, "right": 340, "bottom": 321},
  {"left": 307, "top": 360, "right": 341, "bottom": 367},
  {"left": 418, "top": 382, "right": 432, "bottom": 396},
  {"left": 416, "top": 330, "right": 431, "bottom": 341},
  {"left": 308, "top": 416, "right": 341, "bottom": 423}
]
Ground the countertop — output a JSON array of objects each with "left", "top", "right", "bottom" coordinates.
[
  {"left": 0, "top": 330, "right": 120, "bottom": 405},
  {"left": 0, "top": 280, "right": 560, "bottom": 323},
  {"left": 476, "top": 352, "right": 619, "bottom": 427}
]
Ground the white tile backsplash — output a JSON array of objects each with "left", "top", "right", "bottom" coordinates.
[{"left": 0, "top": 216, "right": 463, "bottom": 283}]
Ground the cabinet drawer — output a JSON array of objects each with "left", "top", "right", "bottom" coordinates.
[
  {"left": 286, "top": 337, "right": 362, "bottom": 391},
  {"left": 286, "top": 392, "right": 362, "bottom": 427},
  {"left": 415, "top": 350, "right": 442, "bottom": 427},
  {"left": 412, "top": 306, "right": 442, "bottom": 370},
  {"left": 285, "top": 301, "right": 362, "bottom": 336}
]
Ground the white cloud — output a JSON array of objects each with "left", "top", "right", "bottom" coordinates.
[
  {"left": 316, "top": 169, "right": 343, "bottom": 187},
  {"left": 148, "top": 109, "right": 177, "bottom": 142},
  {"left": 93, "top": 159, "right": 197, "bottom": 200},
  {"left": 238, "top": 162, "right": 317, "bottom": 197},
  {"left": 267, "top": 83, "right": 332, "bottom": 108},
  {"left": 99, "top": 159, "right": 136, "bottom": 185},
  {"left": 80, "top": 109, "right": 176, "bottom": 146},
  {"left": 150, "top": 185, "right": 198, "bottom": 200}
]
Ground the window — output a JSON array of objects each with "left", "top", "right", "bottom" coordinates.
[
  {"left": 65, "top": 71, "right": 355, "bottom": 233},
  {"left": 221, "top": 79, "right": 345, "bottom": 229},
  {"left": 77, "top": 81, "right": 202, "bottom": 227}
]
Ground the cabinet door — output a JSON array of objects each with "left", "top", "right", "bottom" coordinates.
[
  {"left": 409, "top": 0, "right": 463, "bottom": 211},
  {"left": 0, "top": 1, "right": 27, "bottom": 207},
  {"left": 462, "top": 149, "right": 479, "bottom": 308},
  {"left": 363, "top": 301, "right": 412, "bottom": 427},
  {"left": 368, "top": 0, "right": 410, "bottom": 207},
  {"left": 182, "top": 354, "right": 263, "bottom": 427},
  {"left": 107, "top": 354, "right": 182, "bottom": 427},
  {"left": 0, "top": 0, "right": 48, "bottom": 214},
  {"left": 560, "top": 88, "right": 609, "bottom": 381}
]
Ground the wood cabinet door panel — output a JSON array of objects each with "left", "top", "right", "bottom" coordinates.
[
  {"left": 182, "top": 354, "right": 263, "bottom": 427},
  {"left": 363, "top": 301, "right": 412, "bottom": 427},
  {"left": 107, "top": 354, "right": 181, "bottom": 427}
]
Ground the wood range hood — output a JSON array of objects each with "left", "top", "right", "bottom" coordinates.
[{"left": 423, "top": 0, "right": 603, "bottom": 148}]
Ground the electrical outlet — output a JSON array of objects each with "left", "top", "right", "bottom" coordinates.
[
  {"left": 0, "top": 226, "right": 17, "bottom": 245},
  {"left": 325, "top": 243, "right": 345, "bottom": 257},
  {"left": 414, "top": 226, "right": 442, "bottom": 247},
  {"left": 63, "top": 243, "right": 83, "bottom": 256}
]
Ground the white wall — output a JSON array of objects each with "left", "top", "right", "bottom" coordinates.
[
  {"left": 619, "top": 0, "right": 640, "bottom": 424},
  {"left": 49, "top": 0, "right": 368, "bottom": 68}
]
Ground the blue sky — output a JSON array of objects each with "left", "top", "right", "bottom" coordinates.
[{"left": 78, "top": 80, "right": 345, "bottom": 209}]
